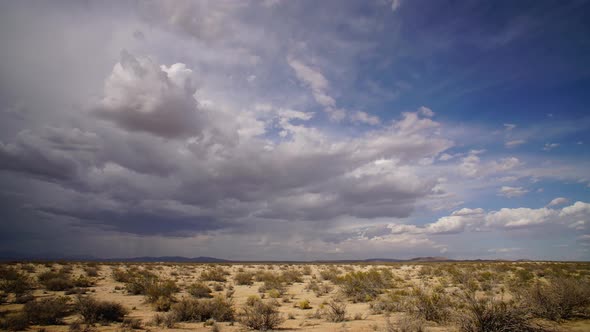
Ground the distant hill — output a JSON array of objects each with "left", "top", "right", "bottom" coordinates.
[
  {"left": 0, "top": 253, "right": 517, "bottom": 263},
  {"left": 106, "top": 256, "right": 230, "bottom": 263}
]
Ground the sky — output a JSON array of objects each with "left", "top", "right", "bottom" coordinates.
[{"left": 0, "top": 0, "right": 589, "bottom": 261}]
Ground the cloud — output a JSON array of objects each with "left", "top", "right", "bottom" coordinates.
[
  {"left": 391, "top": 0, "right": 402, "bottom": 12},
  {"left": 498, "top": 186, "right": 529, "bottom": 198},
  {"left": 287, "top": 57, "right": 335, "bottom": 109},
  {"left": 548, "top": 197, "right": 568, "bottom": 207},
  {"left": 543, "top": 143, "right": 559, "bottom": 151},
  {"left": 377, "top": 201, "right": 590, "bottom": 238},
  {"left": 351, "top": 111, "right": 380, "bottom": 125},
  {"left": 287, "top": 56, "right": 380, "bottom": 124},
  {"left": 93, "top": 51, "right": 207, "bottom": 139},
  {"left": 505, "top": 139, "right": 525, "bottom": 148},
  {"left": 504, "top": 123, "right": 516, "bottom": 131},
  {"left": 418, "top": 106, "right": 435, "bottom": 117}
]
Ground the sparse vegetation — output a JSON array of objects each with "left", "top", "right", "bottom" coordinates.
[
  {"left": 188, "top": 282, "right": 213, "bottom": 298},
  {"left": 240, "top": 300, "right": 284, "bottom": 330},
  {"left": 76, "top": 296, "right": 128, "bottom": 324},
  {"left": 170, "top": 296, "right": 235, "bottom": 322},
  {"left": 523, "top": 277, "right": 590, "bottom": 321},
  {"left": 0, "top": 261, "right": 589, "bottom": 331},
  {"left": 337, "top": 269, "right": 393, "bottom": 302},
  {"left": 24, "top": 296, "right": 70, "bottom": 325}
]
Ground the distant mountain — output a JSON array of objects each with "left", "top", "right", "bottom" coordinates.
[
  {"left": 0, "top": 254, "right": 505, "bottom": 263},
  {"left": 407, "top": 256, "right": 451, "bottom": 262},
  {"left": 106, "top": 256, "right": 230, "bottom": 263}
]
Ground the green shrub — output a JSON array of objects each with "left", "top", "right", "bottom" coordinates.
[
  {"left": 200, "top": 267, "right": 228, "bottom": 282},
  {"left": 305, "top": 280, "right": 333, "bottom": 297},
  {"left": 38, "top": 271, "right": 74, "bottom": 291},
  {"left": 240, "top": 300, "right": 284, "bottom": 330},
  {"left": 76, "top": 296, "right": 128, "bottom": 324},
  {"left": 170, "top": 296, "right": 235, "bottom": 322},
  {"left": 410, "top": 287, "right": 451, "bottom": 323},
  {"left": 144, "top": 279, "right": 179, "bottom": 303},
  {"left": 319, "top": 267, "right": 341, "bottom": 282},
  {"left": 337, "top": 269, "right": 392, "bottom": 302},
  {"left": 234, "top": 272, "right": 255, "bottom": 286},
  {"left": 297, "top": 299, "right": 311, "bottom": 310},
  {"left": 370, "top": 291, "right": 406, "bottom": 314},
  {"left": 24, "top": 296, "right": 70, "bottom": 325},
  {"left": 281, "top": 269, "right": 303, "bottom": 284},
  {"left": 0, "top": 267, "right": 32, "bottom": 295},
  {"left": 188, "top": 283, "right": 213, "bottom": 298}
]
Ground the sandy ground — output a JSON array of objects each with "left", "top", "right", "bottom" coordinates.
[{"left": 1, "top": 262, "right": 589, "bottom": 331}]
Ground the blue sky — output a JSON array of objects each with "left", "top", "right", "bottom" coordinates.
[{"left": 0, "top": 0, "right": 589, "bottom": 260}]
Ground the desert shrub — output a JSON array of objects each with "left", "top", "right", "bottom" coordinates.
[
  {"left": 234, "top": 272, "right": 255, "bottom": 285},
  {"left": 319, "top": 267, "right": 341, "bottom": 282},
  {"left": 370, "top": 291, "right": 406, "bottom": 314},
  {"left": 76, "top": 296, "right": 128, "bottom": 324},
  {"left": 459, "top": 295, "right": 547, "bottom": 332},
  {"left": 188, "top": 283, "right": 213, "bottom": 298},
  {"left": 240, "top": 300, "right": 284, "bottom": 330},
  {"left": 388, "top": 315, "right": 426, "bottom": 332},
  {"left": 305, "top": 280, "right": 333, "bottom": 297},
  {"left": 0, "top": 267, "right": 32, "bottom": 295},
  {"left": 0, "top": 312, "right": 29, "bottom": 331},
  {"left": 144, "top": 279, "right": 179, "bottom": 303},
  {"left": 73, "top": 276, "right": 95, "bottom": 288},
  {"left": 324, "top": 300, "right": 347, "bottom": 322},
  {"left": 301, "top": 265, "right": 312, "bottom": 275},
  {"left": 15, "top": 293, "right": 35, "bottom": 304},
  {"left": 337, "top": 269, "right": 392, "bottom": 302},
  {"left": 200, "top": 267, "right": 228, "bottom": 282},
  {"left": 84, "top": 266, "right": 99, "bottom": 277},
  {"left": 257, "top": 274, "right": 286, "bottom": 295},
  {"left": 281, "top": 269, "right": 303, "bottom": 284},
  {"left": 297, "top": 299, "right": 311, "bottom": 309},
  {"left": 523, "top": 277, "right": 590, "bottom": 320},
  {"left": 38, "top": 271, "right": 74, "bottom": 291},
  {"left": 151, "top": 313, "right": 177, "bottom": 328},
  {"left": 170, "top": 296, "right": 234, "bottom": 322},
  {"left": 112, "top": 268, "right": 134, "bottom": 283},
  {"left": 246, "top": 295, "right": 262, "bottom": 306},
  {"left": 122, "top": 270, "right": 158, "bottom": 295},
  {"left": 409, "top": 287, "right": 451, "bottom": 323},
  {"left": 21, "top": 264, "right": 36, "bottom": 273},
  {"left": 122, "top": 317, "right": 142, "bottom": 329},
  {"left": 25, "top": 296, "right": 70, "bottom": 325}
]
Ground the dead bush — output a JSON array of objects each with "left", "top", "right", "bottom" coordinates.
[
  {"left": 240, "top": 300, "right": 284, "bottom": 330},
  {"left": 324, "top": 300, "right": 347, "bottom": 322},
  {"left": 523, "top": 277, "right": 590, "bottom": 321},
  {"left": 459, "top": 295, "right": 548, "bottom": 332}
]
